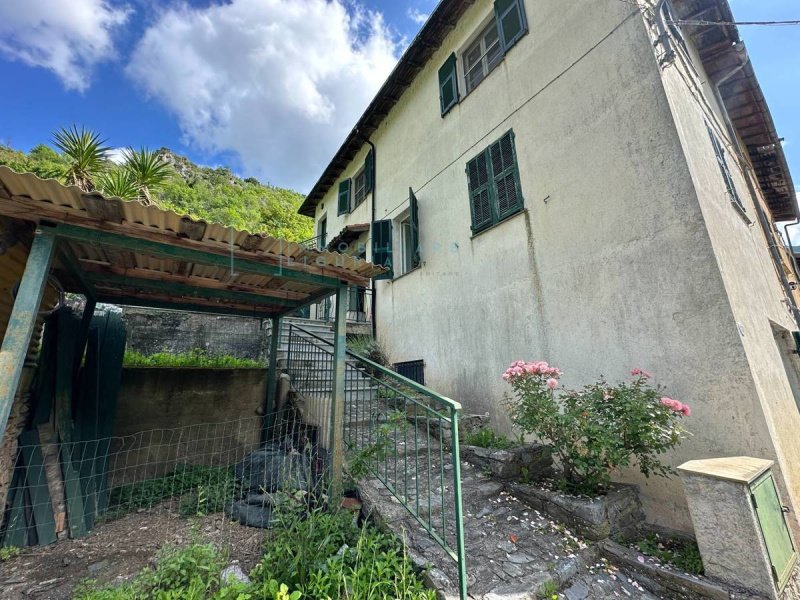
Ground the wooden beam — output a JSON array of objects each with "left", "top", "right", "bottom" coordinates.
[
  {"left": 329, "top": 285, "right": 349, "bottom": 503},
  {"left": 77, "top": 262, "right": 309, "bottom": 301},
  {"left": 85, "top": 271, "right": 301, "bottom": 309},
  {"left": 54, "top": 224, "right": 349, "bottom": 289},
  {"left": 0, "top": 228, "right": 56, "bottom": 447},
  {"left": 95, "top": 294, "right": 282, "bottom": 319}
]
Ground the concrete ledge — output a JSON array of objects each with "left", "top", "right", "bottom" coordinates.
[{"left": 505, "top": 482, "right": 644, "bottom": 541}]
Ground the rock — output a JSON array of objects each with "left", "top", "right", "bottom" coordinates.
[
  {"left": 235, "top": 444, "right": 311, "bottom": 493},
  {"left": 461, "top": 444, "right": 553, "bottom": 481},
  {"left": 221, "top": 563, "right": 250, "bottom": 585},
  {"left": 88, "top": 560, "right": 109, "bottom": 574},
  {"left": 228, "top": 499, "right": 277, "bottom": 528}
]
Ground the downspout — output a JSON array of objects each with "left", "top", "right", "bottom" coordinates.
[
  {"left": 714, "top": 53, "right": 800, "bottom": 329},
  {"left": 364, "top": 137, "right": 378, "bottom": 339},
  {"left": 654, "top": 0, "right": 676, "bottom": 65}
]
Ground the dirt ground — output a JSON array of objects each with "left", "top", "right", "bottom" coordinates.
[{"left": 0, "top": 504, "right": 266, "bottom": 600}]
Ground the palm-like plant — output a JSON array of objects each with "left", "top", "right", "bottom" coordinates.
[
  {"left": 97, "top": 169, "right": 140, "bottom": 201},
  {"left": 122, "top": 147, "right": 172, "bottom": 204},
  {"left": 52, "top": 125, "right": 110, "bottom": 191}
]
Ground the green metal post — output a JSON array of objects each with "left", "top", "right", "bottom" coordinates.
[
  {"left": 0, "top": 228, "right": 56, "bottom": 446},
  {"left": 450, "top": 406, "right": 468, "bottom": 600},
  {"left": 262, "top": 316, "right": 282, "bottom": 443},
  {"left": 329, "top": 285, "right": 349, "bottom": 502}
]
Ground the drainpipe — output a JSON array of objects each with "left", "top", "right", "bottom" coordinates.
[
  {"left": 362, "top": 135, "right": 378, "bottom": 339},
  {"left": 654, "top": 0, "right": 676, "bottom": 65},
  {"left": 712, "top": 49, "right": 800, "bottom": 330}
]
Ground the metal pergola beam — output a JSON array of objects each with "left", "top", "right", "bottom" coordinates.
[
  {"left": 0, "top": 228, "right": 56, "bottom": 446},
  {"left": 54, "top": 223, "right": 348, "bottom": 289},
  {"left": 87, "top": 272, "right": 301, "bottom": 309}
]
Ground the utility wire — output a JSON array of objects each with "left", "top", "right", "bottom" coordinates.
[{"left": 673, "top": 19, "right": 800, "bottom": 27}]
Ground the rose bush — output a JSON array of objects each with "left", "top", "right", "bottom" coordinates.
[{"left": 504, "top": 361, "right": 689, "bottom": 495}]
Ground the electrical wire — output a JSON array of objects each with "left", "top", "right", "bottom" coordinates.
[{"left": 673, "top": 19, "right": 800, "bottom": 27}]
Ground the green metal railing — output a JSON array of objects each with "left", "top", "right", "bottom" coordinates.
[{"left": 284, "top": 323, "right": 468, "bottom": 600}]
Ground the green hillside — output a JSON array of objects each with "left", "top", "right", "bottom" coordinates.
[{"left": 0, "top": 144, "right": 313, "bottom": 242}]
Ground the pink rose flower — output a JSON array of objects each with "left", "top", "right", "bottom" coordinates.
[
  {"left": 631, "top": 368, "right": 652, "bottom": 379},
  {"left": 546, "top": 378, "right": 558, "bottom": 390},
  {"left": 680, "top": 404, "right": 692, "bottom": 417}
]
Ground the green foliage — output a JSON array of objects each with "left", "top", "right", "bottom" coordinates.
[
  {"left": 105, "top": 464, "right": 242, "bottom": 520},
  {"left": 347, "top": 336, "right": 390, "bottom": 368},
  {"left": 536, "top": 579, "right": 559, "bottom": 599},
  {"left": 0, "top": 546, "right": 22, "bottom": 561},
  {"left": 77, "top": 511, "right": 432, "bottom": 599},
  {"left": 0, "top": 140, "right": 313, "bottom": 241},
  {"left": 52, "top": 125, "right": 110, "bottom": 191},
  {"left": 346, "top": 411, "right": 407, "bottom": 481},
  {"left": 98, "top": 169, "right": 140, "bottom": 201},
  {"left": 635, "top": 533, "right": 704, "bottom": 575},
  {"left": 464, "top": 428, "right": 516, "bottom": 450},
  {"left": 121, "top": 147, "right": 173, "bottom": 204},
  {"left": 505, "top": 363, "right": 689, "bottom": 495},
  {"left": 123, "top": 349, "right": 261, "bottom": 369}
]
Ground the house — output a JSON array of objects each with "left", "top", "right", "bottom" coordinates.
[{"left": 298, "top": 0, "right": 800, "bottom": 537}]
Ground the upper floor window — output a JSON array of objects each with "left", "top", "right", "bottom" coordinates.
[
  {"left": 466, "top": 130, "right": 524, "bottom": 233},
  {"left": 706, "top": 122, "right": 746, "bottom": 216},
  {"left": 353, "top": 167, "right": 367, "bottom": 208},
  {"left": 464, "top": 19, "right": 503, "bottom": 94}
]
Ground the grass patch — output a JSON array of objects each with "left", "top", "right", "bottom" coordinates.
[
  {"left": 634, "top": 533, "right": 704, "bottom": 575},
  {"left": 0, "top": 546, "right": 22, "bottom": 562},
  {"left": 464, "top": 429, "right": 516, "bottom": 450},
  {"left": 76, "top": 505, "right": 434, "bottom": 599},
  {"left": 123, "top": 349, "right": 262, "bottom": 369},
  {"left": 104, "top": 464, "right": 243, "bottom": 521}
]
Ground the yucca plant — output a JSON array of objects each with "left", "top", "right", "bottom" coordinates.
[
  {"left": 97, "top": 169, "right": 139, "bottom": 201},
  {"left": 52, "top": 125, "right": 109, "bottom": 191},
  {"left": 122, "top": 147, "right": 172, "bottom": 204}
]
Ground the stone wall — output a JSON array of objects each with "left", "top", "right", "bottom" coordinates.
[
  {"left": 108, "top": 367, "right": 267, "bottom": 486},
  {"left": 121, "top": 307, "right": 268, "bottom": 361}
]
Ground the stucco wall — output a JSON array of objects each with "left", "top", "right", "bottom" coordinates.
[
  {"left": 653, "top": 27, "right": 800, "bottom": 536},
  {"left": 109, "top": 368, "right": 265, "bottom": 485},
  {"left": 311, "top": 0, "right": 798, "bottom": 533}
]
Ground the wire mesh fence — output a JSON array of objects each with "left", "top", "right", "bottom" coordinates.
[{"left": 1, "top": 410, "right": 334, "bottom": 552}]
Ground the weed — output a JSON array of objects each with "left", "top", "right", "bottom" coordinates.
[
  {"left": 124, "top": 349, "right": 261, "bottom": 369},
  {"left": 0, "top": 546, "right": 22, "bottom": 561},
  {"left": 464, "top": 428, "right": 516, "bottom": 450},
  {"left": 537, "top": 579, "right": 559, "bottom": 599},
  {"left": 635, "top": 533, "right": 704, "bottom": 575}
]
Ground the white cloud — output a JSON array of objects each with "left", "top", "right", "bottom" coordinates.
[
  {"left": 0, "top": 0, "right": 130, "bottom": 92},
  {"left": 108, "top": 147, "right": 127, "bottom": 165},
  {"left": 407, "top": 8, "right": 430, "bottom": 25},
  {"left": 127, "top": 0, "right": 400, "bottom": 192}
]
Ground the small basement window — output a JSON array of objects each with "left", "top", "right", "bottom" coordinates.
[
  {"left": 394, "top": 359, "right": 425, "bottom": 385},
  {"left": 463, "top": 18, "right": 503, "bottom": 94}
]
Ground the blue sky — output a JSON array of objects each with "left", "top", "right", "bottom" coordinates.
[{"left": 0, "top": 0, "right": 796, "bottom": 196}]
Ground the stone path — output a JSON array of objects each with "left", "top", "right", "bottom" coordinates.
[{"left": 360, "top": 457, "right": 662, "bottom": 599}]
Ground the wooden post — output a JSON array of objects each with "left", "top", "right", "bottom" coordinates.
[
  {"left": 0, "top": 228, "right": 56, "bottom": 447},
  {"left": 329, "top": 286, "right": 349, "bottom": 502},
  {"left": 262, "top": 316, "right": 282, "bottom": 443}
]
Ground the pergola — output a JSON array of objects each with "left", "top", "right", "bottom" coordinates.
[{"left": 0, "top": 165, "right": 385, "bottom": 491}]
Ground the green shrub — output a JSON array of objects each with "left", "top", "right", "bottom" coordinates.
[
  {"left": 347, "top": 336, "right": 390, "bottom": 368},
  {"left": 504, "top": 362, "right": 689, "bottom": 495},
  {"left": 0, "top": 546, "right": 22, "bottom": 562},
  {"left": 464, "top": 429, "right": 516, "bottom": 450},
  {"left": 123, "top": 349, "right": 261, "bottom": 369}
]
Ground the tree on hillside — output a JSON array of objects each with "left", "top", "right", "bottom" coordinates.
[
  {"left": 122, "top": 147, "right": 172, "bottom": 205},
  {"left": 52, "top": 126, "right": 109, "bottom": 191}
]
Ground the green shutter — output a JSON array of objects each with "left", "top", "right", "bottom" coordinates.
[
  {"left": 365, "top": 150, "right": 374, "bottom": 193},
  {"left": 752, "top": 472, "right": 797, "bottom": 589},
  {"left": 495, "top": 0, "right": 527, "bottom": 52},
  {"left": 488, "top": 131, "right": 523, "bottom": 219},
  {"left": 372, "top": 219, "right": 393, "bottom": 280},
  {"left": 438, "top": 53, "right": 459, "bottom": 116},
  {"left": 466, "top": 151, "right": 494, "bottom": 232},
  {"left": 409, "top": 188, "right": 421, "bottom": 269},
  {"left": 337, "top": 179, "right": 351, "bottom": 215}
]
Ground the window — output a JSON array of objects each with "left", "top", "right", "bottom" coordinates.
[
  {"left": 706, "top": 123, "right": 746, "bottom": 214},
  {"left": 464, "top": 19, "right": 503, "bottom": 94},
  {"left": 400, "top": 216, "right": 414, "bottom": 275},
  {"left": 466, "top": 130, "right": 524, "bottom": 233},
  {"left": 372, "top": 219, "right": 393, "bottom": 280},
  {"left": 394, "top": 189, "right": 421, "bottom": 277},
  {"left": 353, "top": 168, "right": 367, "bottom": 208},
  {"left": 438, "top": 53, "right": 459, "bottom": 116},
  {"left": 317, "top": 216, "right": 327, "bottom": 250},
  {"left": 337, "top": 179, "right": 351, "bottom": 215},
  {"left": 394, "top": 360, "right": 425, "bottom": 385}
]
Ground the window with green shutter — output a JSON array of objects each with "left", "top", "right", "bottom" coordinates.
[
  {"left": 365, "top": 149, "right": 374, "bottom": 194},
  {"left": 706, "top": 122, "right": 746, "bottom": 214},
  {"left": 409, "top": 188, "right": 421, "bottom": 270},
  {"left": 495, "top": 0, "right": 527, "bottom": 52},
  {"left": 466, "top": 130, "right": 523, "bottom": 233},
  {"left": 438, "top": 53, "right": 459, "bottom": 116},
  {"left": 337, "top": 179, "right": 351, "bottom": 215},
  {"left": 371, "top": 219, "right": 393, "bottom": 280}
]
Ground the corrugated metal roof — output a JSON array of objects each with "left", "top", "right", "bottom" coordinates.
[{"left": 0, "top": 167, "right": 385, "bottom": 317}]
